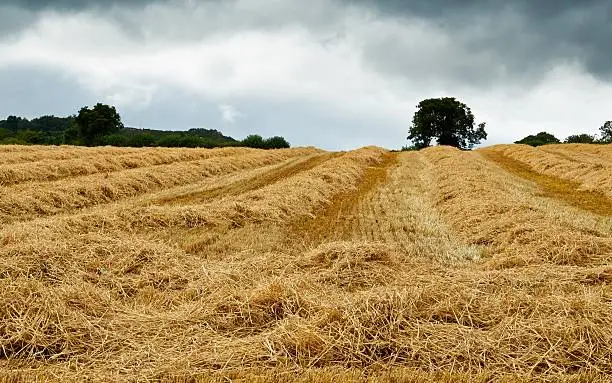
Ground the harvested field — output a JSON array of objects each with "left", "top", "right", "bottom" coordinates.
[{"left": 1, "top": 144, "right": 611, "bottom": 382}]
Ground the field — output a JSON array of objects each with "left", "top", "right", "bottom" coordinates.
[{"left": 1, "top": 143, "right": 611, "bottom": 382}]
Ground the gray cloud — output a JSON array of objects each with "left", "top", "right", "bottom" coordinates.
[
  {"left": 1, "top": 0, "right": 161, "bottom": 10},
  {"left": 1, "top": 0, "right": 611, "bottom": 149},
  {"left": 350, "top": 0, "right": 612, "bottom": 80},
  {"left": 0, "top": 66, "right": 95, "bottom": 118},
  {"left": 7, "top": 0, "right": 610, "bottom": 81}
]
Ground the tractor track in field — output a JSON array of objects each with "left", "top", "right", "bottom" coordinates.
[{"left": 290, "top": 151, "right": 399, "bottom": 246}]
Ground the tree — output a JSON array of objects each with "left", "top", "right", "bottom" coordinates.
[
  {"left": 600, "top": 121, "right": 612, "bottom": 143},
  {"left": 63, "top": 122, "right": 81, "bottom": 145},
  {"left": 407, "top": 97, "right": 487, "bottom": 150},
  {"left": 0, "top": 128, "right": 9, "bottom": 141},
  {"left": 564, "top": 134, "right": 597, "bottom": 144},
  {"left": 15, "top": 130, "right": 43, "bottom": 144},
  {"left": 515, "top": 132, "right": 560, "bottom": 147},
  {"left": 263, "top": 136, "right": 290, "bottom": 149},
  {"left": 4, "top": 116, "right": 29, "bottom": 132},
  {"left": 75, "top": 103, "right": 124, "bottom": 146},
  {"left": 242, "top": 134, "right": 265, "bottom": 149}
]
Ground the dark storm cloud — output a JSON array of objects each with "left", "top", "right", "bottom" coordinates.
[
  {"left": 1, "top": 0, "right": 162, "bottom": 11},
  {"left": 350, "top": 0, "right": 612, "bottom": 80}
]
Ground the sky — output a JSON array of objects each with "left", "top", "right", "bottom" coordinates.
[{"left": 1, "top": 0, "right": 611, "bottom": 150}]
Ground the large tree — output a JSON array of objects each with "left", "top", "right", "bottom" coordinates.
[
  {"left": 75, "top": 103, "right": 124, "bottom": 146},
  {"left": 407, "top": 97, "right": 487, "bottom": 150},
  {"left": 600, "top": 121, "right": 612, "bottom": 143}
]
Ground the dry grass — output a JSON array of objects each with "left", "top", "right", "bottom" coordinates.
[
  {"left": 0, "top": 145, "right": 144, "bottom": 165},
  {"left": 0, "top": 148, "right": 318, "bottom": 223},
  {"left": 0, "top": 146, "right": 259, "bottom": 185},
  {"left": 1, "top": 144, "right": 611, "bottom": 382},
  {"left": 485, "top": 144, "right": 612, "bottom": 198}
]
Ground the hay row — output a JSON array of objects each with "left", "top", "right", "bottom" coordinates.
[
  {"left": 0, "top": 148, "right": 317, "bottom": 224},
  {"left": 0, "top": 146, "right": 265, "bottom": 185},
  {"left": 484, "top": 144, "right": 612, "bottom": 198},
  {"left": 542, "top": 144, "right": 612, "bottom": 167},
  {"left": 289, "top": 151, "right": 481, "bottom": 264},
  {"left": 422, "top": 146, "right": 612, "bottom": 267},
  {"left": 3, "top": 234, "right": 611, "bottom": 380},
  {"left": 146, "top": 152, "right": 336, "bottom": 206},
  {"left": 0, "top": 147, "right": 386, "bottom": 245},
  {"left": 2, "top": 145, "right": 611, "bottom": 381},
  {"left": 0, "top": 145, "right": 144, "bottom": 165}
]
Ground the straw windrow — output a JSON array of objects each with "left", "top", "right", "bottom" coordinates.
[{"left": 1, "top": 144, "right": 611, "bottom": 382}]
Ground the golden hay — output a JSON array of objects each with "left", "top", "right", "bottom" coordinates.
[
  {"left": 484, "top": 144, "right": 612, "bottom": 198},
  {"left": 1, "top": 144, "right": 611, "bottom": 382},
  {"left": 0, "top": 146, "right": 262, "bottom": 185},
  {"left": 0, "top": 148, "right": 318, "bottom": 223}
]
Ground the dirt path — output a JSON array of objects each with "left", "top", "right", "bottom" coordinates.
[{"left": 480, "top": 149, "right": 612, "bottom": 216}]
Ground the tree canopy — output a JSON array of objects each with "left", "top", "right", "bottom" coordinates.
[
  {"left": 515, "top": 132, "right": 560, "bottom": 147},
  {"left": 241, "top": 134, "right": 291, "bottom": 149},
  {"left": 564, "top": 134, "right": 597, "bottom": 144},
  {"left": 75, "top": 103, "right": 124, "bottom": 146},
  {"left": 407, "top": 97, "right": 487, "bottom": 150},
  {"left": 600, "top": 121, "right": 612, "bottom": 143}
]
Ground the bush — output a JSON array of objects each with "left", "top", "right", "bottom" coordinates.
[
  {"left": 242, "top": 134, "right": 265, "bottom": 149},
  {"left": 127, "top": 133, "right": 157, "bottom": 148},
  {"left": 103, "top": 134, "right": 129, "bottom": 147},
  {"left": 263, "top": 136, "right": 290, "bottom": 149},
  {"left": 515, "top": 132, "right": 560, "bottom": 147},
  {"left": 564, "top": 134, "right": 597, "bottom": 144},
  {"left": 242, "top": 134, "right": 291, "bottom": 149}
]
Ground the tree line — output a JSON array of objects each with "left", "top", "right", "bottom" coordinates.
[
  {"left": 514, "top": 124, "right": 612, "bottom": 146},
  {"left": 404, "top": 97, "right": 612, "bottom": 150},
  {"left": 0, "top": 103, "right": 290, "bottom": 149}
]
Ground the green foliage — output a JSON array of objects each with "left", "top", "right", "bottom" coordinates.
[
  {"left": 564, "top": 134, "right": 597, "bottom": 144},
  {"left": 156, "top": 134, "right": 183, "bottom": 148},
  {"left": 0, "top": 128, "right": 9, "bottom": 141},
  {"left": 263, "top": 136, "right": 290, "bottom": 149},
  {"left": 15, "top": 130, "right": 43, "bottom": 144},
  {"left": 0, "top": 107, "right": 288, "bottom": 149},
  {"left": 75, "top": 103, "right": 124, "bottom": 146},
  {"left": 102, "top": 134, "right": 129, "bottom": 147},
  {"left": 63, "top": 123, "right": 81, "bottom": 145},
  {"left": 0, "top": 137, "right": 27, "bottom": 145},
  {"left": 2, "top": 116, "right": 29, "bottom": 132},
  {"left": 515, "top": 132, "right": 560, "bottom": 147},
  {"left": 408, "top": 97, "right": 487, "bottom": 150},
  {"left": 241, "top": 134, "right": 291, "bottom": 149},
  {"left": 401, "top": 145, "right": 419, "bottom": 151},
  {"left": 600, "top": 121, "right": 612, "bottom": 143},
  {"left": 242, "top": 134, "right": 265, "bottom": 148}
]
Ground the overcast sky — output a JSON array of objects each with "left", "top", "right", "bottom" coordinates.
[{"left": 1, "top": 0, "right": 611, "bottom": 150}]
